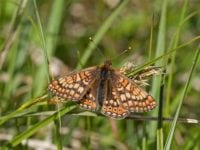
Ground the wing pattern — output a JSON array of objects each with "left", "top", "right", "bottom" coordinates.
[
  {"left": 111, "top": 71, "right": 156, "bottom": 113},
  {"left": 48, "top": 61, "right": 157, "bottom": 119},
  {"left": 100, "top": 71, "right": 156, "bottom": 119},
  {"left": 79, "top": 81, "right": 98, "bottom": 111},
  {"left": 48, "top": 67, "right": 99, "bottom": 101},
  {"left": 101, "top": 79, "right": 130, "bottom": 119}
]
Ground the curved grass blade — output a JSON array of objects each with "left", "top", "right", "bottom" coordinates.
[
  {"left": 0, "top": 94, "right": 48, "bottom": 126},
  {"left": 126, "top": 36, "right": 200, "bottom": 77},
  {"left": 2, "top": 104, "right": 76, "bottom": 148}
]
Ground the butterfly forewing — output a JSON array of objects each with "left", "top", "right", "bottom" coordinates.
[
  {"left": 111, "top": 71, "right": 157, "bottom": 113},
  {"left": 48, "top": 67, "right": 100, "bottom": 101}
]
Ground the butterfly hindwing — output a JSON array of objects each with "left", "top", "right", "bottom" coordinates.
[
  {"left": 79, "top": 80, "right": 99, "bottom": 111},
  {"left": 111, "top": 71, "right": 157, "bottom": 113},
  {"left": 101, "top": 79, "right": 130, "bottom": 119}
]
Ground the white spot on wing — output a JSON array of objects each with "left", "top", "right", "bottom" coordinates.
[{"left": 78, "top": 87, "right": 84, "bottom": 93}]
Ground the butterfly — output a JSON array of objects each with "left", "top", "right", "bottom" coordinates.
[{"left": 48, "top": 60, "right": 157, "bottom": 119}]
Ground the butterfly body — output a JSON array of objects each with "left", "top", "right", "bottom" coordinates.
[
  {"left": 97, "top": 60, "right": 113, "bottom": 107},
  {"left": 48, "top": 60, "right": 156, "bottom": 119}
]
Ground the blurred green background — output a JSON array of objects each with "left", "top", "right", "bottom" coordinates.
[{"left": 0, "top": 0, "right": 200, "bottom": 149}]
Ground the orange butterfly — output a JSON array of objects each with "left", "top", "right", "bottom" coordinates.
[{"left": 48, "top": 60, "right": 157, "bottom": 119}]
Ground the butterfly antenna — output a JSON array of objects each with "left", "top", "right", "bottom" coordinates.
[
  {"left": 110, "top": 46, "right": 131, "bottom": 61},
  {"left": 89, "top": 37, "right": 131, "bottom": 62},
  {"left": 89, "top": 37, "right": 106, "bottom": 59}
]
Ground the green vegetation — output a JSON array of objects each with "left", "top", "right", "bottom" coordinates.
[{"left": 0, "top": 0, "right": 200, "bottom": 149}]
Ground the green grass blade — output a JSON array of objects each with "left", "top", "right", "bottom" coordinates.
[
  {"left": 38, "top": 1, "right": 67, "bottom": 149},
  {"left": 165, "top": 0, "right": 188, "bottom": 117},
  {"left": 157, "top": 78, "right": 165, "bottom": 150},
  {"left": 54, "top": 117, "right": 63, "bottom": 150},
  {"left": 148, "top": 14, "right": 154, "bottom": 61},
  {"left": 164, "top": 45, "right": 200, "bottom": 150},
  {"left": 46, "top": 0, "right": 69, "bottom": 57},
  {"left": 76, "top": 0, "right": 129, "bottom": 69},
  {"left": 31, "top": 0, "right": 66, "bottom": 96},
  {"left": 0, "top": 94, "right": 48, "bottom": 125},
  {"left": 127, "top": 36, "right": 200, "bottom": 77},
  {"left": 3, "top": 105, "right": 76, "bottom": 148},
  {"left": 33, "top": 0, "right": 50, "bottom": 83},
  {"left": 149, "top": 0, "right": 168, "bottom": 145},
  {"left": 151, "top": 0, "right": 167, "bottom": 99}
]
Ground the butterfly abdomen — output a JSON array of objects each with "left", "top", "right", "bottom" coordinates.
[{"left": 97, "top": 66, "right": 110, "bottom": 107}]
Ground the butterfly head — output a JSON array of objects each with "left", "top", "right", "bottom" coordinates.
[{"left": 103, "top": 60, "right": 112, "bottom": 68}]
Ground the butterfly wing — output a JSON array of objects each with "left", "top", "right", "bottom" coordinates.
[
  {"left": 111, "top": 71, "right": 157, "bottom": 113},
  {"left": 101, "top": 79, "right": 130, "bottom": 119},
  {"left": 48, "top": 66, "right": 100, "bottom": 101},
  {"left": 78, "top": 80, "right": 99, "bottom": 111}
]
